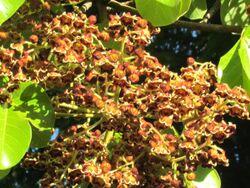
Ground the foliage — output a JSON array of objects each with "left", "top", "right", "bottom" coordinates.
[
  {"left": 220, "top": 0, "right": 250, "bottom": 26},
  {"left": 192, "top": 166, "right": 220, "bottom": 188},
  {"left": 135, "top": 0, "right": 191, "bottom": 26},
  {"left": 0, "top": 0, "right": 25, "bottom": 25},
  {"left": 0, "top": 0, "right": 249, "bottom": 187},
  {"left": 0, "top": 105, "right": 31, "bottom": 170},
  {"left": 0, "top": 81, "right": 54, "bottom": 171},
  {"left": 218, "top": 26, "right": 250, "bottom": 95},
  {"left": 185, "top": 0, "right": 207, "bottom": 20}
]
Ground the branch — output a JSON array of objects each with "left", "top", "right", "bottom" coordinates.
[
  {"left": 96, "top": 0, "right": 109, "bottom": 24},
  {"left": 172, "top": 20, "right": 242, "bottom": 33},
  {"left": 108, "top": 0, "right": 243, "bottom": 33},
  {"left": 201, "top": 0, "right": 220, "bottom": 23}
]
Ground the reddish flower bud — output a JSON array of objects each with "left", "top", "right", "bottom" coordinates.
[
  {"left": 29, "top": 35, "right": 39, "bottom": 43},
  {"left": 136, "top": 19, "right": 148, "bottom": 28},
  {"left": 187, "top": 57, "right": 195, "bottom": 65},
  {"left": 186, "top": 172, "right": 196, "bottom": 181},
  {"left": 101, "top": 161, "right": 112, "bottom": 174},
  {"left": 129, "top": 73, "right": 140, "bottom": 83},
  {"left": 0, "top": 31, "right": 8, "bottom": 39},
  {"left": 88, "top": 15, "right": 97, "bottom": 24}
]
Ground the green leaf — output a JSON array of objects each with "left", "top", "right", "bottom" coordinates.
[
  {"left": 51, "top": 4, "right": 65, "bottom": 14},
  {"left": 179, "top": 0, "right": 192, "bottom": 16},
  {"left": 185, "top": 0, "right": 207, "bottom": 20},
  {"left": 0, "top": 168, "right": 11, "bottom": 180},
  {"left": 135, "top": 0, "right": 191, "bottom": 26},
  {"left": 0, "top": 0, "right": 25, "bottom": 25},
  {"left": 30, "top": 124, "right": 52, "bottom": 148},
  {"left": 0, "top": 105, "right": 31, "bottom": 170},
  {"left": 218, "top": 26, "right": 250, "bottom": 96},
  {"left": 193, "top": 167, "right": 221, "bottom": 188},
  {"left": 220, "top": 0, "right": 250, "bottom": 26},
  {"left": 103, "top": 39, "right": 122, "bottom": 51},
  {"left": 0, "top": 76, "right": 9, "bottom": 88},
  {"left": 12, "top": 82, "right": 55, "bottom": 131},
  {"left": 107, "top": 132, "right": 123, "bottom": 160}
]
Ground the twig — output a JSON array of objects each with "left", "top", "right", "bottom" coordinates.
[
  {"left": 172, "top": 136, "right": 212, "bottom": 162},
  {"left": 171, "top": 21, "right": 242, "bottom": 33},
  {"left": 60, "top": 150, "right": 78, "bottom": 181},
  {"left": 109, "top": 150, "right": 146, "bottom": 173},
  {"left": 63, "top": 117, "right": 105, "bottom": 141},
  {"left": 96, "top": 0, "right": 109, "bottom": 24},
  {"left": 201, "top": 0, "right": 221, "bottom": 23},
  {"left": 56, "top": 102, "right": 98, "bottom": 113},
  {"left": 55, "top": 112, "right": 101, "bottom": 118}
]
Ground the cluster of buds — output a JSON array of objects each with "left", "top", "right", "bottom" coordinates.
[{"left": 0, "top": 4, "right": 249, "bottom": 188}]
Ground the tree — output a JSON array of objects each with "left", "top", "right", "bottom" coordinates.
[{"left": 0, "top": 0, "right": 249, "bottom": 187}]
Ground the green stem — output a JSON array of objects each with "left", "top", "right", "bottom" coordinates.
[
  {"left": 171, "top": 126, "right": 180, "bottom": 137},
  {"left": 57, "top": 102, "right": 98, "bottom": 113},
  {"left": 120, "top": 38, "right": 126, "bottom": 54},
  {"left": 104, "top": 130, "right": 114, "bottom": 146},
  {"left": 114, "top": 86, "right": 121, "bottom": 104},
  {"left": 60, "top": 150, "right": 78, "bottom": 181},
  {"left": 55, "top": 112, "right": 100, "bottom": 118},
  {"left": 64, "top": 118, "right": 105, "bottom": 141},
  {"left": 172, "top": 136, "right": 212, "bottom": 163},
  {"left": 110, "top": 150, "right": 146, "bottom": 173},
  {"left": 96, "top": 80, "right": 100, "bottom": 94},
  {"left": 148, "top": 123, "right": 169, "bottom": 150},
  {"left": 123, "top": 56, "right": 136, "bottom": 62}
]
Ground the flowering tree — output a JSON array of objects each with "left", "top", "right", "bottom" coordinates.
[{"left": 0, "top": 0, "right": 250, "bottom": 187}]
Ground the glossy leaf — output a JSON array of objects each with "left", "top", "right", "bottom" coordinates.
[
  {"left": 185, "top": 0, "right": 207, "bottom": 20},
  {"left": 12, "top": 82, "right": 55, "bottom": 131},
  {"left": 135, "top": 0, "right": 191, "bottom": 26},
  {"left": 0, "top": 0, "right": 25, "bottom": 25},
  {"left": 193, "top": 167, "right": 221, "bottom": 188},
  {"left": 30, "top": 125, "right": 52, "bottom": 148},
  {"left": 179, "top": 0, "right": 192, "bottom": 16},
  {"left": 0, "top": 105, "right": 31, "bottom": 170},
  {"left": 220, "top": 0, "right": 250, "bottom": 26},
  {"left": 218, "top": 26, "right": 250, "bottom": 95},
  {"left": 0, "top": 168, "right": 11, "bottom": 180}
]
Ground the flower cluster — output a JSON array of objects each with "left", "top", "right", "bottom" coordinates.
[{"left": 1, "top": 6, "right": 250, "bottom": 188}]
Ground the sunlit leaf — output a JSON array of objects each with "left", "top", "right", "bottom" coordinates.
[
  {"left": 0, "top": 105, "right": 31, "bottom": 170},
  {"left": 185, "top": 0, "right": 207, "bottom": 20},
  {"left": 135, "top": 0, "right": 191, "bottom": 26},
  {"left": 179, "top": 0, "right": 192, "bottom": 16},
  {"left": 0, "top": 0, "right": 25, "bottom": 25},
  {"left": 12, "top": 82, "right": 55, "bottom": 131},
  {"left": 218, "top": 26, "right": 250, "bottom": 96},
  {"left": 220, "top": 0, "right": 250, "bottom": 26},
  {"left": 193, "top": 167, "right": 221, "bottom": 188}
]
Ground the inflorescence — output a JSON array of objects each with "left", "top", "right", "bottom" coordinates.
[{"left": 0, "top": 6, "right": 250, "bottom": 188}]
